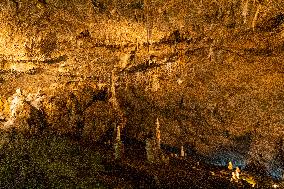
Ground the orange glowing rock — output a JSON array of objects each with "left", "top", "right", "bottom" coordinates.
[
  {"left": 228, "top": 161, "right": 233, "bottom": 170},
  {"left": 235, "top": 167, "right": 241, "bottom": 179}
]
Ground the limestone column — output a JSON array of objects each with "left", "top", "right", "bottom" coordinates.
[{"left": 114, "top": 124, "right": 124, "bottom": 160}]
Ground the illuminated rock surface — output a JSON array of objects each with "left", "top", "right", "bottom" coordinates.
[{"left": 0, "top": 0, "right": 284, "bottom": 187}]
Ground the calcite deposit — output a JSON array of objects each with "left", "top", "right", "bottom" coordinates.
[{"left": 0, "top": 0, "right": 283, "bottom": 182}]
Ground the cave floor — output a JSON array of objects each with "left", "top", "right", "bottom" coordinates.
[{"left": 88, "top": 137, "right": 279, "bottom": 189}]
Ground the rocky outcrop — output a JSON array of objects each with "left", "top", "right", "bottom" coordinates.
[{"left": 0, "top": 82, "right": 112, "bottom": 141}]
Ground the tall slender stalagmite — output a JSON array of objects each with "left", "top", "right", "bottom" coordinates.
[
  {"left": 114, "top": 124, "right": 123, "bottom": 160},
  {"left": 156, "top": 117, "right": 161, "bottom": 150},
  {"left": 180, "top": 145, "right": 185, "bottom": 157},
  {"left": 145, "top": 117, "right": 162, "bottom": 163},
  {"left": 110, "top": 68, "right": 126, "bottom": 160}
]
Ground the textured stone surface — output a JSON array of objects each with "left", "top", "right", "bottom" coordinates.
[{"left": 0, "top": 0, "right": 284, "bottom": 180}]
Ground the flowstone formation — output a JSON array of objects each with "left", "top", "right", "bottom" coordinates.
[
  {"left": 0, "top": 82, "right": 112, "bottom": 141},
  {"left": 0, "top": 0, "right": 284, "bottom": 182}
]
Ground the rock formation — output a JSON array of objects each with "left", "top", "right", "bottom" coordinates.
[{"left": 0, "top": 0, "right": 284, "bottom": 181}]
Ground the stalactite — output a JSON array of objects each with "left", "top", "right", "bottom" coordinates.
[
  {"left": 110, "top": 69, "right": 125, "bottom": 122},
  {"left": 252, "top": 4, "right": 261, "bottom": 31},
  {"left": 242, "top": 0, "right": 249, "bottom": 25},
  {"left": 144, "top": 0, "right": 153, "bottom": 53}
]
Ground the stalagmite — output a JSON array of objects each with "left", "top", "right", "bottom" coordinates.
[
  {"left": 231, "top": 172, "right": 237, "bottom": 182},
  {"left": 146, "top": 137, "right": 155, "bottom": 163},
  {"left": 151, "top": 74, "right": 160, "bottom": 92},
  {"left": 228, "top": 161, "right": 233, "bottom": 170},
  {"left": 235, "top": 167, "right": 241, "bottom": 179},
  {"left": 208, "top": 44, "right": 215, "bottom": 62},
  {"left": 180, "top": 145, "right": 185, "bottom": 157},
  {"left": 116, "top": 124, "right": 121, "bottom": 142},
  {"left": 110, "top": 68, "right": 126, "bottom": 160},
  {"left": 231, "top": 166, "right": 241, "bottom": 182},
  {"left": 156, "top": 117, "right": 161, "bottom": 150},
  {"left": 114, "top": 124, "right": 123, "bottom": 160},
  {"left": 146, "top": 118, "right": 163, "bottom": 163}
]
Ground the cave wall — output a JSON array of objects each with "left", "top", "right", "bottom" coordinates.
[{"left": 0, "top": 0, "right": 284, "bottom": 180}]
